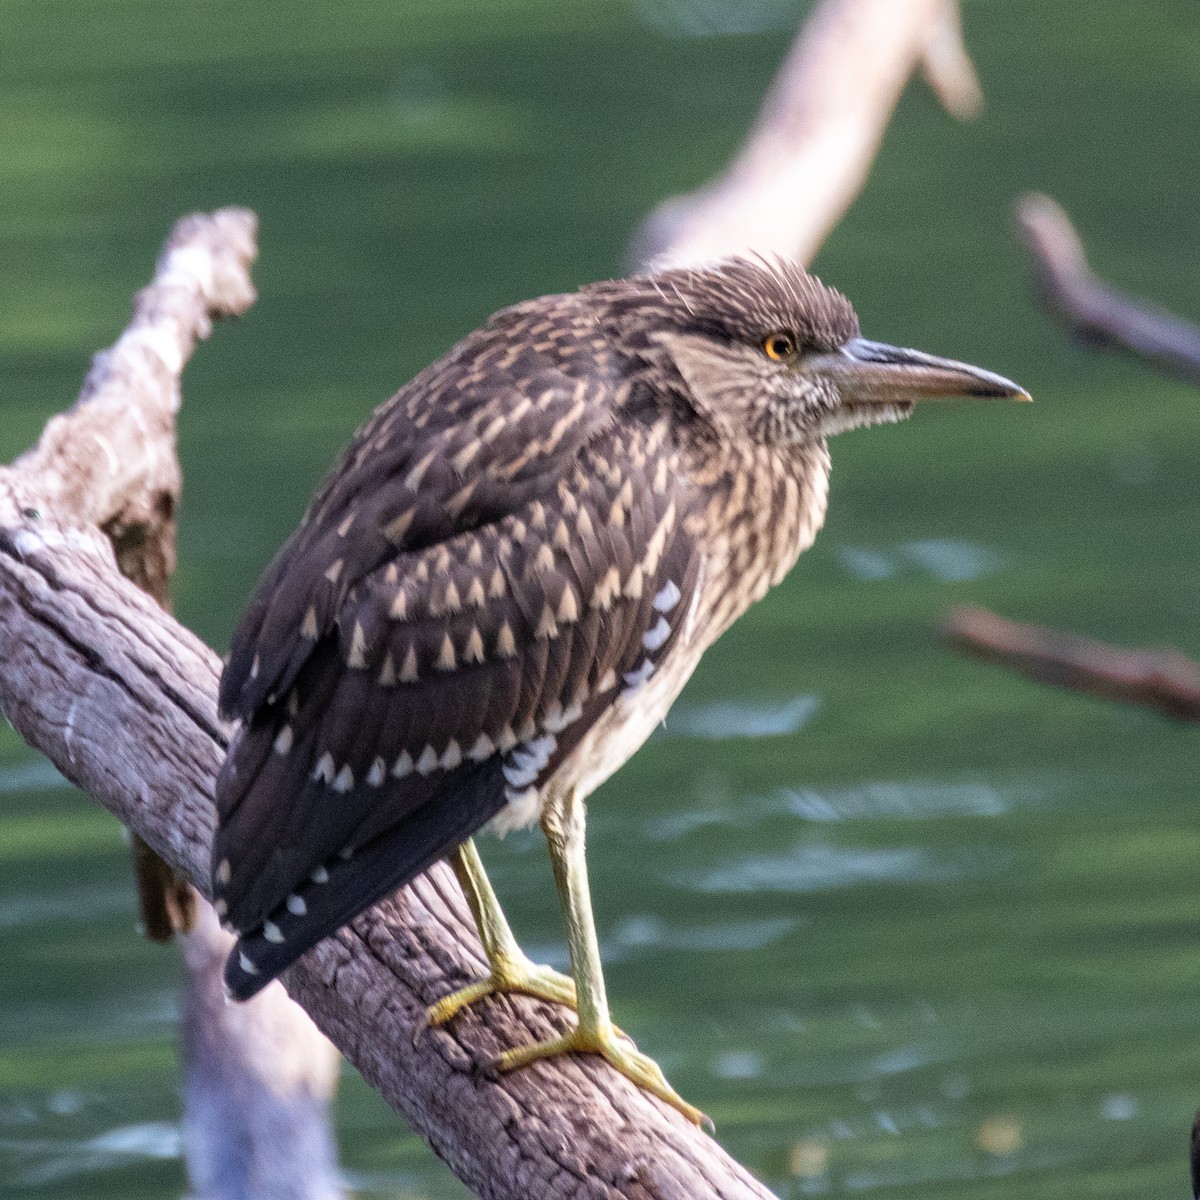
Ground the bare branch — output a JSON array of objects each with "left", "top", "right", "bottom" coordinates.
[
  {"left": 630, "top": 0, "right": 981, "bottom": 270},
  {"left": 11, "top": 208, "right": 258, "bottom": 595},
  {"left": 917, "top": 0, "right": 983, "bottom": 121},
  {"left": 0, "top": 209, "right": 344, "bottom": 1200},
  {"left": 0, "top": 516, "right": 774, "bottom": 1200},
  {"left": 1016, "top": 192, "right": 1200, "bottom": 386},
  {"left": 944, "top": 605, "right": 1200, "bottom": 722}
]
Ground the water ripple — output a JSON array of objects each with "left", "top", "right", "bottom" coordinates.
[
  {"left": 0, "top": 758, "right": 71, "bottom": 795},
  {"left": 837, "top": 539, "right": 1001, "bottom": 583},
  {"left": 634, "top": 0, "right": 797, "bottom": 38},
  {"left": 648, "top": 772, "right": 1057, "bottom": 841},
  {"left": 902, "top": 539, "right": 1001, "bottom": 582},
  {"left": 684, "top": 843, "right": 1000, "bottom": 894},
  {"left": 665, "top": 694, "right": 819, "bottom": 740},
  {"left": 611, "top": 913, "right": 796, "bottom": 955},
  {"left": 712, "top": 1050, "right": 763, "bottom": 1080},
  {"left": 777, "top": 779, "right": 1016, "bottom": 822},
  {"left": 5, "top": 1121, "right": 180, "bottom": 1186},
  {"left": 0, "top": 885, "right": 132, "bottom": 934}
]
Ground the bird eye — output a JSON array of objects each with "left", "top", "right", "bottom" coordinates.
[{"left": 761, "top": 331, "right": 797, "bottom": 362}]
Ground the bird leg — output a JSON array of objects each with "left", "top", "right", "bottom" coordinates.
[
  {"left": 494, "top": 789, "right": 708, "bottom": 1128},
  {"left": 427, "top": 837, "right": 577, "bottom": 1026}
]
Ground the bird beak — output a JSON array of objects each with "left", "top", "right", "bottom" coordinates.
[{"left": 806, "top": 337, "right": 1031, "bottom": 405}]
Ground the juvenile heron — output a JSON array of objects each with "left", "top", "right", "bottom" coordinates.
[{"left": 213, "top": 257, "right": 1026, "bottom": 1123}]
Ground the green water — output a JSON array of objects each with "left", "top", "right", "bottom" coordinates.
[{"left": 2, "top": 1, "right": 1199, "bottom": 1195}]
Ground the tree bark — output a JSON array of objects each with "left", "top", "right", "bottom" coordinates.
[{"left": 0, "top": 208, "right": 343, "bottom": 1200}]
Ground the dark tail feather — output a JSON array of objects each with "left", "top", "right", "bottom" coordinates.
[{"left": 223, "top": 766, "right": 507, "bottom": 1000}]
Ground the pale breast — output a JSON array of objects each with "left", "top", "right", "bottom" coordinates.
[{"left": 486, "top": 438, "right": 833, "bottom": 833}]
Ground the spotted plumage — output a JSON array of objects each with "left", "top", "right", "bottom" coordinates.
[{"left": 214, "top": 256, "right": 1026, "bottom": 1001}]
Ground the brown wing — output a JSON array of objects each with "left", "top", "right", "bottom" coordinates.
[
  {"left": 218, "top": 294, "right": 623, "bottom": 722},
  {"left": 214, "top": 297, "right": 704, "bottom": 997}
]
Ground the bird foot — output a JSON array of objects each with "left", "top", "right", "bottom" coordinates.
[
  {"left": 427, "top": 954, "right": 577, "bottom": 1026},
  {"left": 495, "top": 1020, "right": 710, "bottom": 1129}
]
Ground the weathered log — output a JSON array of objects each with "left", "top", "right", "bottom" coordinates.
[
  {"left": 0, "top": 209, "right": 772, "bottom": 1198},
  {"left": 1016, "top": 192, "right": 1200, "bottom": 386},
  {"left": 0, "top": 412, "right": 774, "bottom": 1199},
  {"left": 629, "top": 0, "right": 981, "bottom": 270},
  {"left": 0, "top": 208, "right": 343, "bottom": 1200},
  {"left": 944, "top": 605, "right": 1200, "bottom": 722}
]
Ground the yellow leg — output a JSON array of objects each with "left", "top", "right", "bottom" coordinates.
[
  {"left": 427, "top": 838, "right": 577, "bottom": 1026},
  {"left": 495, "top": 789, "right": 709, "bottom": 1129}
]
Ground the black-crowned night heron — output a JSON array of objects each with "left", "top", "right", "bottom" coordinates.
[{"left": 213, "top": 258, "right": 1027, "bottom": 1123}]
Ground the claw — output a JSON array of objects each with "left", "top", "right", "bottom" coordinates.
[
  {"left": 495, "top": 1021, "right": 709, "bottom": 1127},
  {"left": 427, "top": 954, "right": 577, "bottom": 1027}
]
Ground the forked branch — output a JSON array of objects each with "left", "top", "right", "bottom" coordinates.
[{"left": 630, "top": 0, "right": 981, "bottom": 270}]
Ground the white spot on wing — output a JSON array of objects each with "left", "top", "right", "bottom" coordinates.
[
  {"left": 642, "top": 615, "right": 671, "bottom": 651},
  {"left": 622, "top": 659, "right": 655, "bottom": 693},
  {"left": 467, "top": 733, "right": 495, "bottom": 761},
  {"left": 543, "top": 702, "right": 583, "bottom": 734},
  {"left": 501, "top": 734, "right": 557, "bottom": 790},
  {"left": 310, "top": 865, "right": 329, "bottom": 884},
  {"left": 238, "top": 951, "right": 259, "bottom": 975},
  {"left": 367, "top": 757, "right": 386, "bottom": 786},
  {"left": 286, "top": 894, "right": 307, "bottom": 916},
  {"left": 263, "top": 920, "right": 284, "bottom": 944}
]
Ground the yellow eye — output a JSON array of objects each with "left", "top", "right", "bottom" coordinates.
[{"left": 762, "top": 331, "right": 797, "bottom": 362}]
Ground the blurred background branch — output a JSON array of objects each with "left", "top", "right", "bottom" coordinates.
[
  {"left": 945, "top": 605, "right": 1200, "bottom": 722},
  {"left": 629, "top": 0, "right": 980, "bottom": 269},
  {"left": 1017, "top": 192, "right": 1200, "bottom": 386},
  {"left": 943, "top": 195, "right": 1200, "bottom": 717}
]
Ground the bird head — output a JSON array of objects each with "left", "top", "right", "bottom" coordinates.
[{"left": 591, "top": 257, "right": 1028, "bottom": 445}]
